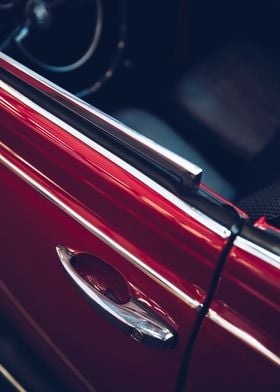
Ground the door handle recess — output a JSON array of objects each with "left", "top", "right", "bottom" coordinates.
[{"left": 56, "top": 245, "right": 175, "bottom": 347}]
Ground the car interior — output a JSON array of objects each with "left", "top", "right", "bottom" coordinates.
[
  {"left": 1, "top": 2, "right": 280, "bottom": 391},
  {"left": 1, "top": 0, "right": 280, "bottom": 227}
]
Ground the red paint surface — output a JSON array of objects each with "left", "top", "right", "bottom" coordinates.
[
  {"left": 254, "top": 216, "right": 280, "bottom": 235},
  {"left": 1, "top": 59, "right": 279, "bottom": 391},
  {"left": 186, "top": 244, "right": 280, "bottom": 391},
  {"left": 0, "top": 80, "right": 228, "bottom": 390}
]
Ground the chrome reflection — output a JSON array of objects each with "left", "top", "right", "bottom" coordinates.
[
  {"left": 0, "top": 53, "right": 202, "bottom": 190},
  {"left": 0, "top": 364, "right": 27, "bottom": 392},
  {"left": 208, "top": 309, "right": 280, "bottom": 368},
  {"left": 0, "top": 76, "right": 230, "bottom": 239},
  {"left": 56, "top": 245, "right": 175, "bottom": 346},
  {"left": 0, "top": 149, "right": 200, "bottom": 310},
  {"left": 234, "top": 236, "right": 280, "bottom": 269}
]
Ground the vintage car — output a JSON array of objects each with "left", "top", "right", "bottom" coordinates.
[{"left": 0, "top": 0, "right": 279, "bottom": 391}]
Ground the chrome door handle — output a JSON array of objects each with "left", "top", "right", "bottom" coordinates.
[{"left": 56, "top": 245, "right": 175, "bottom": 347}]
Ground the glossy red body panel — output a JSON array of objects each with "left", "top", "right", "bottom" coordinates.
[
  {"left": 254, "top": 216, "right": 280, "bottom": 235},
  {"left": 186, "top": 244, "right": 280, "bottom": 391},
  {"left": 2, "top": 59, "right": 279, "bottom": 391},
  {"left": 0, "top": 54, "right": 249, "bottom": 217},
  {"left": 0, "top": 78, "right": 229, "bottom": 390}
]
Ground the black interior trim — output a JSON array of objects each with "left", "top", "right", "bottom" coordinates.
[{"left": 241, "top": 224, "right": 280, "bottom": 256}]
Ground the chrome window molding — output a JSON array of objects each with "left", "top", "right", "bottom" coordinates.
[
  {"left": 0, "top": 76, "right": 231, "bottom": 239},
  {"left": 0, "top": 52, "right": 202, "bottom": 191},
  {"left": 234, "top": 236, "right": 280, "bottom": 269}
]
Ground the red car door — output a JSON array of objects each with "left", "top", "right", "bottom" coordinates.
[
  {"left": 0, "top": 54, "right": 241, "bottom": 391},
  {"left": 185, "top": 223, "right": 280, "bottom": 391}
]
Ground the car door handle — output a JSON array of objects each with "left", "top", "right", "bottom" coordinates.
[{"left": 56, "top": 245, "right": 175, "bottom": 347}]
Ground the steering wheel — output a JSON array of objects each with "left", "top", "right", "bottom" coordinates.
[{"left": 0, "top": 0, "right": 126, "bottom": 96}]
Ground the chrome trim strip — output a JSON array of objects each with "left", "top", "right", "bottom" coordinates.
[
  {"left": 234, "top": 236, "right": 280, "bottom": 269},
  {"left": 0, "top": 52, "right": 202, "bottom": 190},
  {"left": 208, "top": 310, "right": 280, "bottom": 368},
  {"left": 0, "top": 151, "right": 200, "bottom": 309},
  {"left": 0, "top": 79, "right": 230, "bottom": 239},
  {"left": 0, "top": 364, "right": 27, "bottom": 392},
  {"left": 57, "top": 245, "right": 175, "bottom": 346}
]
